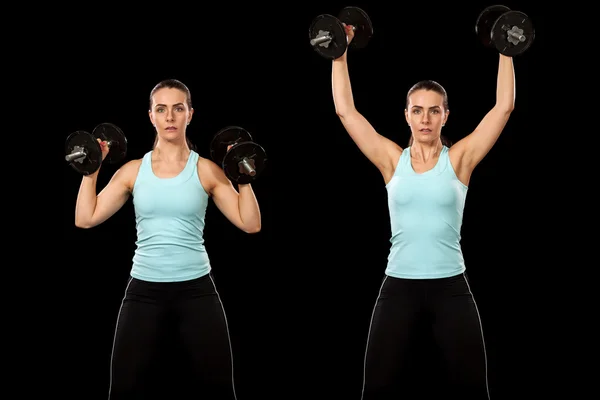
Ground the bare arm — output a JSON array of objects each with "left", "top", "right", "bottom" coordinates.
[
  {"left": 74, "top": 160, "right": 139, "bottom": 228},
  {"left": 199, "top": 158, "right": 261, "bottom": 234},
  {"left": 451, "top": 54, "right": 515, "bottom": 183},
  {"left": 332, "top": 28, "right": 402, "bottom": 181}
]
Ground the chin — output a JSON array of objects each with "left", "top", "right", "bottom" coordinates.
[
  {"left": 161, "top": 132, "right": 182, "bottom": 141},
  {"left": 417, "top": 136, "right": 438, "bottom": 143}
]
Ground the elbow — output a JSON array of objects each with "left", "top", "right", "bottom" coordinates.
[
  {"left": 335, "top": 104, "right": 357, "bottom": 119},
  {"left": 75, "top": 218, "right": 94, "bottom": 229},
  {"left": 247, "top": 225, "right": 261, "bottom": 234},
  {"left": 335, "top": 108, "right": 350, "bottom": 120},
  {"left": 495, "top": 103, "right": 514, "bottom": 115},
  {"left": 243, "top": 222, "right": 261, "bottom": 234},
  {"left": 335, "top": 105, "right": 350, "bottom": 118},
  {"left": 334, "top": 100, "right": 351, "bottom": 118}
]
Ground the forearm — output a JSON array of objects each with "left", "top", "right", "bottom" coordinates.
[
  {"left": 496, "top": 54, "right": 515, "bottom": 112},
  {"left": 238, "top": 184, "right": 261, "bottom": 232},
  {"left": 75, "top": 172, "right": 99, "bottom": 228},
  {"left": 332, "top": 53, "right": 356, "bottom": 116}
]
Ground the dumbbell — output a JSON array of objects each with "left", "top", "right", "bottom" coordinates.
[
  {"left": 64, "top": 122, "right": 128, "bottom": 175},
  {"left": 209, "top": 126, "right": 267, "bottom": 184},
  {"left": 309, "top": 6, "right": 373, "bottom": 60},
  {"left": 475, "top": 5, "right": 535, "bottom": 56}
]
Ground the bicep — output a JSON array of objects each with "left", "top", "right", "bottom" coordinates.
[
  {"left": 203, "top": 161, "right": 246, "bottom": 231},
  {"left": 461, "top": 106, "right": 511, "bottom": 169},
  {"left": 339, "top": 111, "right": 402, "bottom": 175},
  {"left": 91, "top": 167, "right": 132, "bottom": 226}
]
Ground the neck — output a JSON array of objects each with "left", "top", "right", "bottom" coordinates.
[
  {"left": 410, "top": 139, "right": 443, "bottom": 162},
  {"left": 154, "top": 140, "right": 190, "bottom": 162}
]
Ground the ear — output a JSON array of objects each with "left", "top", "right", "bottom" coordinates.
[
  {"left": 188, "top": 107, "right": 194, "bottom": 125},
  {"left": 404, "top": 108, "right": 410, "bottom": 124},
  {"left": 443, "top": 109, "right": 450, "bottom": 126},
  {"left": 148, "top": 109, "right": 155, "bottom": 126}
]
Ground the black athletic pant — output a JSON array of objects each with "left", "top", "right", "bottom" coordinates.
[
  {"left": 361, "top": 273, "right": 489, "bottom": 400},
  {"left": 108, "top": 273, "right": 236, "bottom": 400}
]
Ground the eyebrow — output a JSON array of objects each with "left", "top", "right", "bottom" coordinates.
[
  {"left": 411, "top": 105, "right": 441, "bottom": 109},
  {"left": 155, "top": 102, "right": 184, "bottom": 108}
]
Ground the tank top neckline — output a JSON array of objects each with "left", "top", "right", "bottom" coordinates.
[
  {"left": 405, "top": 145, "right": 447, "bottom": 176},
  {"left": 147, "top": 150, "right": 197, "bottom": 185}
]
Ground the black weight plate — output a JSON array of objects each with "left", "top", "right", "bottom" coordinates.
[
  {"left": 210, "top": 126, "right": 253, "bottom": 165},
  {"left": 338, "top": 6, "right": 373, "bottom": 49},
  {"left": 309, "top": 14, "right": 347, "bottom": 60},
  {"left": 65, "top": 130, "right": 102, "bottom": 175},
  {"left": 222, "top": 141, "right": 267, "bottom": 184},
  {"left": 475, "top": 5, "right": 511, "bottom": 48},
  {"left": 92, "top": 122, "right": 127, "bottom": 164},
  {"left": 491, "top": 11, "right": 535, "bottom": 56}
]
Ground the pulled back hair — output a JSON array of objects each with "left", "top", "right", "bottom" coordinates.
[
  {"left": 405, "top": 80, "right": 452, "bottom": 148},
  {"left": 149, "top": 78, "right": 196, "bottom": 151}
]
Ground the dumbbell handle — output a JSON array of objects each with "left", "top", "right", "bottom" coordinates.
[
  {"left": 65, "top": 150, "right": 86, "bottom": 162},
  {"left": 502, "top": 24, "right": 527, "bottom": 42},
  {"left": 311, "top": 34, "right": 332, "bottom": 46},
  {"left": 508, "top": 30, "right": 526, "bottom": 42},
  {"left": 238, "top": 157, "right": 256, "bottom": 177},
  {"left": 310, "top": 25, "right": 356, "bottom": 46},
  {"left": 65, "top": 138, "right": 114, "bottom": 163}
]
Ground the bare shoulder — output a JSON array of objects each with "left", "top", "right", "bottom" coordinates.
[
  {"left": 381, "top": 144, "right": 404, "bottom": 183},
  {"left": 120, "top": 158, "right": 143, "bottom": 176},
  {"left": 196, "top": 156, "right": 227, "bottom": 195},
  {"left": 386, "top": 138, "right": 403, "bottom": 164},
  {"left": 112, "top": 158, "right": 143, "bottom": 191},
  {"left": 447, "top": 138, "right": 468, "bottom": 162},
  {"left": 197, "top": 155, "right": 221, "bottom": 175},
  {"left": 446, "top": 138, "right": 474, "bottom": 186},
  {"left": 396, "top": 145, "right": 405, "bottom": 158}
]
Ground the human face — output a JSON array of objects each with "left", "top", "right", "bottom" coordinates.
[
  {"left": 149, "top": 88, "right": 193, "bottom": 141},
  {"left": 404, "top": 90, "right": 448, "bottom": 143}
]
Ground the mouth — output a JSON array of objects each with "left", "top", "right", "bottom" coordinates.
[
  {"left": 165, "top": 126, "right": 177, "bottom": 131},
  {"left": 419, "top": 128, "right": 432, "bottom": 133}
]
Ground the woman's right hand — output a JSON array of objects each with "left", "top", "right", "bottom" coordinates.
[
  {"left": 343, "top": 23, "right": 355, "bottom": 45},
  {"left": 98, "top": 139, "right": 109, "bottom": 161}
]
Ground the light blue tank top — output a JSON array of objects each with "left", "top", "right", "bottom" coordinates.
[
  {"left": 130, "top": 150, "right": 211, "bottom": 282},
  {"left": 385, "top": 146, "right": 468, "bottom": 279}
]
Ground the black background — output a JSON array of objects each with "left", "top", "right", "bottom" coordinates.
[{"left": 61, "top": 1, "right": 545, "bottom": 399}]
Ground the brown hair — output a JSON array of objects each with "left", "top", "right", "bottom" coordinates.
[
  {"left": 406, "top": 80, "right": 452, "bottom": 147},
  {"left": 149, "top": 78, "right": 196, "bottom": 151}
]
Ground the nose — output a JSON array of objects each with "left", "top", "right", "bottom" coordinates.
[{"left": 165, "top": 110, "right": 175, "bottom": 122}]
